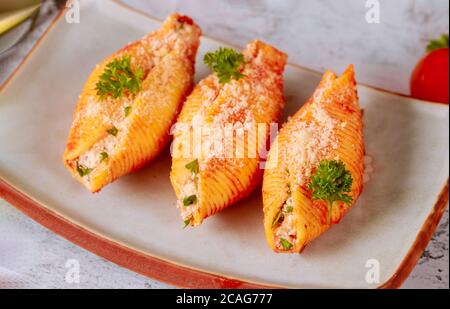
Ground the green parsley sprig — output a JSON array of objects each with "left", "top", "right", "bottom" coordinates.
[
  {"left": 204, "top": 47, "right": 246, "bottom": 84},
  {"left": 96, "top": 55, "right": 144, "bottom": 100},
  {"left": 308, "top": 160, "right": 353, "bottom": 225}
]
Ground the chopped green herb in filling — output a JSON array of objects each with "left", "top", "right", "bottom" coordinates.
[
  {"left": 183, "top": 195, "right": 197, "bottom": 207},
  {"left": 280, "top": 238, "right": 293, "bottom": 250},
  {"left": 185, "top": 159, "right": 199, "bottom": 175},
  {"left": 107, "top": 126, "right": 118, "bottom": 136},
  {"left": 272, "top": 209, "right": 284, "bottom": 228},
  {"left": 124, "top": 106, "right": 132, "bottom": 117},
  {"left": 272, "top": 199, "right": 294, "bottom": 228},
  {"left": 99, "top": 152, "right": 109, "bottom": 163},
  {"left": 183, "top": 218, "right": 192, "bottom": 228},
  {"left": 96, "top": 55, "right": 144, "bottom": 100},
  {"left": 76, "top": 163, "right": 92, "bottom": 177}
]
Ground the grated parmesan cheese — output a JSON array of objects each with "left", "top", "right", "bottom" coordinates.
[
  {"left": 274, "top": 197, "right": 296, "bottom": 248},
  {"left": 285, "top": 104, "right": 339, "bottom": 186}
]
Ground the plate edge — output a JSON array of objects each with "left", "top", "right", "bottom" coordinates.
[
  {"left": 378, "top": 181, "right": 449, "bottom": 289},
  {"left": 1, "top": 174, "right": 448, "bottom": 289},
  {"left": 0, "top": 178, "right": 282, "bottom": 289}
]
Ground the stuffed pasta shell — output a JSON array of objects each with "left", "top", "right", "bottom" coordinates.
[
  {"left": 171, "top": 41, "right": 288, "bottom": 227},
  {"left": 63, "top": 14, "right": 201, "bottom": 192},
  {"left": 263, "top": 65, "right": 364, "bottom": 253}
]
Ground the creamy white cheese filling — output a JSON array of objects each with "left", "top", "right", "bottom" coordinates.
[
  {"left": 274, "top": 197, "right": 297, "bottom": 249},
  {"left": 76, "top": 135, "right": 116, "bottom": 183},
  {"left": 178, "top": 174, "right": 199, "bottom": 222}
]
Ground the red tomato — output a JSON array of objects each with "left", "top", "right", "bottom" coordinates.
[{"left": 410, "top": 48, "right": 449, "bottom": 104}]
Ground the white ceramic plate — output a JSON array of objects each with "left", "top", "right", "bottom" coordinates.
[{"left": 0, "top": 0, "right": 448, "bottom": 289}]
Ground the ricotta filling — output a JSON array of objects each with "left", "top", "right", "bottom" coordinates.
[
  {"left": 76, "top": 134, "right": 117, "bottom": 184},
  {"left": 178, "top": 173, "right": 200, "bottom": 225},
  {"left": 274, "top": 197, "right": 297, "bottom": 250}
]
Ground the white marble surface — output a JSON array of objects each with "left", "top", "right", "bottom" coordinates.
[{"left": 0, "top": 0, "right": 448, "bottom": 289}]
